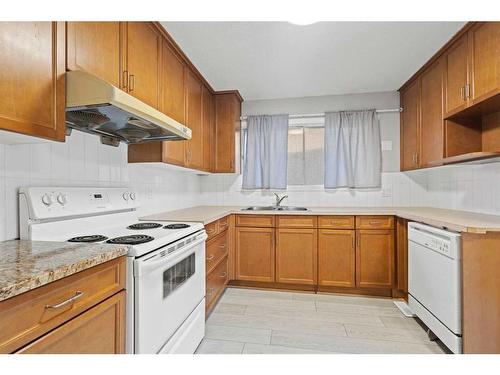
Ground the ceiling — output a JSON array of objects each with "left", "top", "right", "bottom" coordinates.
[{"left": 161, "top": 22, "right": 465, "bottom": 101}]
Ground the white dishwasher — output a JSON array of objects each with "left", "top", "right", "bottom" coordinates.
[{"left": 408, "top": 222, "right": 462, "bottom": 354}]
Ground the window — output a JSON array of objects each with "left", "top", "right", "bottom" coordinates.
[{"left": 242, "top": 116, "right": 325, "bottom": 187}]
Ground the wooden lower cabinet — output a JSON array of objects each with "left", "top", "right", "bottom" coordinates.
[
  {"left": 318, "top": 229, "right": 356, "bottom": 288},
  {"left": 206, "top": 256, "right": 228, "bottom": 314},
  {"left": 276, "top": 228, "right": 317, "bottom": 285},
  {"left": 356, "top": 230, "right": 395, "bottom": 289},
  {"left": 395, "top": 218, "right": 409, "bottom": 298},
  {"left": 17, "top": 291, "right": 125, "bottom": 354},
  {"left": 235, "top": 227, "right": 275, "bottom": 282}
]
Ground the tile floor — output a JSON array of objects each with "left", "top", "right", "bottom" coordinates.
[{"left": 195, "top": 287, "right": 449, "bottom": 354}]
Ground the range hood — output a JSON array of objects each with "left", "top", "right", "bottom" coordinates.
[{"left": 65, "top": 71, "right": 191, "bottom": 146}]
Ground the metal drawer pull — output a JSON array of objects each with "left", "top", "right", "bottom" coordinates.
[
  {"left": 219, "top": 244, "right": 226, "bottom": 249},
  {"left": 207, "top": 254, "right": 215, "bottom": 260},
  {"left": 207, "top": 229, "right": 215, "bottom": 234},
  {"left": 45, "top": 291, "right": 84, "bottom": 309},
  {"left": 369, "top": 221, "right": 382, "bottom": 225},
  {"left": 207, "top": 287, "right": 215, "bottom": 296},
  {"left": 129, "top": 74, "right": 135, "bottom": 91},
  {"left": 219, "top": 272, "right": 227, "bottom": 278}
]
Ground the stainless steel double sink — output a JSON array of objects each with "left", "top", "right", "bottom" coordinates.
[{"left": 242, "top": 206, "right": 308, "bottom": 212}]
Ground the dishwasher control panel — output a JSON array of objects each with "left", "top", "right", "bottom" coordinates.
[{"left": 408, "top": 222, "right": 461, "bottom": 259}]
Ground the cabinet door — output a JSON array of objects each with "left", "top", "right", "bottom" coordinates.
[
  {"left": 126, "top": 22, "right": 160, "bottom": 109},
  {"left": 0, "top": 22, "right": 65, "bottom": 141},
  {"left": 185, "top": 70, "right": 204, "bottom": 170},
  {"left": 276, "top": 228, "right": 317, "bottom": 285},
  {"left": 215, "top": 93, "right": 241, "bottom": 172},
  {"left": 318, "top": 229, "right": 355, "bottom": 288},
  {"left": 66, "top": 22, "right": 122, "bottom": 88},
  {"left": 202, "top": 85, "right": 214, "bottom": 172},
  {"left": 400, "top": 79, "right": 420, "bottom": 170},
  {"left": 468, "top": 22, "right": 500, "bottom": 105},
  {"left": 356, "top": 230, "right": 394, "bottom": 289},
  {"left": 235, "top": 227, "right": 275, "bottom": 282},
  {"left": 17, "top": 291, "right": 125, "bottom": 354},
  {"left": 420, "top": 59, "right": 444, "bottom": 167},
  {"left": 444, "top": 34, "right": 469, "bottom": 117},
  {"left": 161, "top": 40, "right": 186, "bottom": 166}
]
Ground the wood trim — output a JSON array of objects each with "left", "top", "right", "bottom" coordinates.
[
  {"left": 317, "top": 285, "right": 393, "bottom": 298},
  {"left": 399, "top": 22, "right": 476, "bottom": 92},
  {"left": 228, "top": 280, "right": 316, "bottom": 292}
]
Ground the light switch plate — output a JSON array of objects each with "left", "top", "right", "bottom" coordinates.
[{"left": 381, "top": 140, "right": 393, "bottom": 151}]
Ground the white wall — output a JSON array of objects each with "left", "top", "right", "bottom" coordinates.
[{"left": 0, "top": 131, "right": 202, "bottom": 241}]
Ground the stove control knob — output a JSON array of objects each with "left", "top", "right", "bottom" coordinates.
[
  {"left": 130, "top": 192, "right": 136, "bottom": 201},
  {"left": 122, "top": 193, "right": 129, "bottom": 201},
  {"left": 57, "top": 194, "right": 67, "bottom": 205},
  {"left": 41, "top": 194, "right": 53, "bottom": 206}
]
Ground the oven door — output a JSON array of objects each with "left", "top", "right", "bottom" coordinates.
[{"left": 134, "top": 231, "right": 206, "bottom": 354}]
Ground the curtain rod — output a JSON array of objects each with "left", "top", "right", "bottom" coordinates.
[{"left": 240, "top": 108, "right": 402, "bottom": 121}]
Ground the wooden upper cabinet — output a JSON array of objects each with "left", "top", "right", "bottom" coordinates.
[
  {"left": 235, "top": 227, "right": 275, "bottom": 282},
  {"left": 0, "top": 22, "right": 65, "bottom": 141},
  {"left": 66, "top": 22, "right": 122, "bottom": 88},
  {"left": 318, "top": 229, "right": 355, "bottom": 288},
  {"left": 468, "top": 22, "right": 500, "bottom": 105},
  {"left": 125, "top": 22, "right": 160, "bottom": 109},
  {"left": 420, "top": 59, "right": 444, "bottom": 167},
  {"left": 215, "top": 93, "right": 242, "bottom": 173},
  {"left": 202, "top": 86, "right": 215, "bottom": 172},
  {"left": 400, "top": 79, "right": 420, "bottom": 170},
  {"left": 444, "top": 34, "right": 469, "bottom": 117},
  {"left": 160, "top": 40, "right": 186, "bottom": 166},
  {"left": 185, "top": 70, "right": 204, "bottom": 170},
  {"left": 356, "top": 229, "right": 394, "bottom": 289},
  {"left": 275, "top": 228, "right": 317, "bottom": 285}
]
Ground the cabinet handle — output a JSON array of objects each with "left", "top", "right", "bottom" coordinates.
[
  {"left": 461, "top": 86, "right": 465, "bottom": 101},
  {"left": 219, "top": 272, "right": 227, "bottom": 278},
  {"left": 219, "top": 244, "right": 226, "bottom": 249},
  {"left": 369, "top": 221, "right": 382, "bottom": 226},
  {"left": 207, "top": 287, "right": 215, "bottom": 296},
  {"left": 465, "top": 84, "right": 470, "bottom": 99},
  {"left": 207, "top": 254, "right": 215, "bottom": 260},
  {"left": 352, "top": 235, "right": 355, "bottom": 249},
  {"left": 122, "top": 70, "right": 128, "bottom": 89},
  {"left": 129, "top": 74, "right": 135, "bottom": 91},
  {"left": 45, "top": 291, "right": 84, "bottom": 309},
  {"left": 206, "top": 228, "right": 215, "bottom": 234}
]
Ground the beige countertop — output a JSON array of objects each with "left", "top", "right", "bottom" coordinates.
[
  {"left": 141, "top": 205, "right": 500, "bottom": 234},
  {"left": 0, "top": 240, "right": 129, "bottom": 302}
]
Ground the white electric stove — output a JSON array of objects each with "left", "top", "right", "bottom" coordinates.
[{"left": 19, "top": 187, "right": 207, "bottom": 354}]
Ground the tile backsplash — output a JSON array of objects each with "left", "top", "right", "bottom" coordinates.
[
  {"left": 0, "top": 131, "right": 202, "bottom": 241},
  {"left": 1, "top": 130, "right": 500, "bottom": 242}
]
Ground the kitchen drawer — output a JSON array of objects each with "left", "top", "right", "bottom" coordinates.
[
  {"left": 218, "top": 215, "right": 230, "bottom": 233},
  {"left": 318, "top": 216, "right": 355, "bottom": 229},
  {"left": 205, "top": 220, "right": 219, "bottom": 240},
  {"left": 0, "top": 257, "right": 126, "bottom": 354},
  {"left": 276, "top": 215, "right": 317, "bottom": 228},
  {"left": 236, "top": 214, "right": 275, "bottom": 228},
  {"left": 206, "top": 230, "right": 229, "bottom": 274},
  {"left": 356, "top": 216, "right": 394, "bottom": 230},
  {"left": 16, "top": 291, "right": 126, "bottom": 354},
  {"left": 206, "top": 256, "right": 228, "bottom": 311}
]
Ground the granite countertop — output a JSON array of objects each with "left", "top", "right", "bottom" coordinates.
[
  {"left": 0, "top": 240, "right": 129, "bottom": 302},
  {"left": 141, "top": 205, "right": 500, "bottom": 234}
]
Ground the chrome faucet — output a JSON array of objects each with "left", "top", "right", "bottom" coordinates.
[{"left": 274, "top": 193, "right": 288, "bottom": 207}]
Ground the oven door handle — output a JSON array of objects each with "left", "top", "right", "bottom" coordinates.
[{"left": 134, "top": 233, "right": 207, "bottom": 277}]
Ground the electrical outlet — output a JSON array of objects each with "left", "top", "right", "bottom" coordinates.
[
  {"left": 381, "top": 140, "right": 393, "bottom": 151},
  {"left": 382, "top": 188, "right": 392, "bottom": 197}
]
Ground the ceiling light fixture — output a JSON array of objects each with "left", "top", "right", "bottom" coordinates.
[{"left": 288, "top": 20, "right": 318, "bottom": 26}]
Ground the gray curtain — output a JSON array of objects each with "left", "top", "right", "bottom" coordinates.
[
  {"left": 242, "top": 114, "right": 289, "bottom": 189},
  {"left": 324, "top": 110, "right": 381, "bottom": 189}
]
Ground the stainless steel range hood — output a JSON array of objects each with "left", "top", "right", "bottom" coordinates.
[{"left": 65, "top": 71, "right": 191, "bottom": 146}]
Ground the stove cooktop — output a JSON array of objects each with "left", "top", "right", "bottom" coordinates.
[
  {"left": 127, "top": 222, "right": 163, "bottom": 230},
  {"left": 68, "top": 235, "right": 109, "bottom": 243},
  {"left": 106, "top": 234, "right": 155, "bottom": 245}
]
